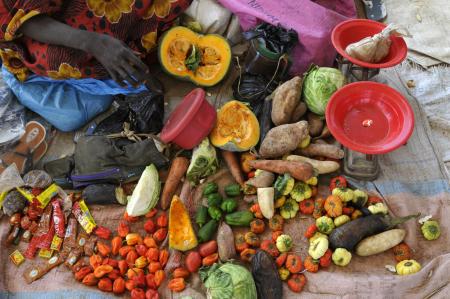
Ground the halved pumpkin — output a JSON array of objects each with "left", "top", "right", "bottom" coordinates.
[
  {"left": 168, "top": 195, "right": 198, "bottom": 251},
  {"left": 158, "top": 26, "right": 231, "bottom": 87},
  {"left": 210, "top": 101, "right": 260, "bottom": 152}
]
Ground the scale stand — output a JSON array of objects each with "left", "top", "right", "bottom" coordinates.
[
  {"left": 336, "top": 54, "right": 382, "bottom": 180},
  {"left": 343, "top": 148, "right": 380, "bottom": 181},
  {"left": 336, "top": 54, "right": 380, "bottom": 82},
  {"left": 330, "top": 19, "right": 410, "bottom": 181}
]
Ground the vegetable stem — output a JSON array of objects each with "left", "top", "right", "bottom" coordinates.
[{"left": 389, "top": 213, "right": 421, "bottom": 228}]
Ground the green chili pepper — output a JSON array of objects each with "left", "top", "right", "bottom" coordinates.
[
  {"left": 220, "top": 198, "right": 238, "bottom": 213},
  {"left": 203, "top": 182, "right": 218, "bottom": 196},
  {"left": 208, "top": 206, "right": 223, "bottom": 221},
  {"left": 207, "top": 193, "right": 222, "bottom": 207},
  {"left": 195, "top": 206, "right": 209, "bottom": 227}
]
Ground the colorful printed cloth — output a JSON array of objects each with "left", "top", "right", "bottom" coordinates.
[{"left": 0, "top": 0, "right": 192, "bottom": 81}]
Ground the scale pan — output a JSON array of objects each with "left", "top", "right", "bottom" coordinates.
[
  {"left": 326, "top": 81, "right": 414, "bottom": 155},
  {"left": 332, "top": 19, "right": 407, "bottom": 69}
]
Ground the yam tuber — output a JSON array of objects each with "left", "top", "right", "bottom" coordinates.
[
  {"left": 259, "top": 121, "right": 309, "bottom": 158},
  {"left": 249, "top": 160, "right": 314, "bottom": 182},
  {"left": 307, "top": 112, "right": 324, "bottom": 137},
  {"left": 271, "top": 76, "right": 303, "bottom": 126},
  {"left": 298, "top": 144, "right": 344, "bottom": 160},
  {"left": 291, "top": 101, "right": 307, "bottom": 123}
]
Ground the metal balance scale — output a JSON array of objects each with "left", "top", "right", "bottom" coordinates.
[{"left": 327, "top": 19, "right": 413, "bottom": 180}]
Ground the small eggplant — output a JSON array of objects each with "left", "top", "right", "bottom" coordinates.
[{"left": 251, "top": 250, "right": 282, "bottom": 299}]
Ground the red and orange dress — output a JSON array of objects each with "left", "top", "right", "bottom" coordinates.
[{"left": 0, "top": 0, "right": 192, "bottom": 81}]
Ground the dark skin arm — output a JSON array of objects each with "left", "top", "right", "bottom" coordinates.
[{"left": 19, "top": 15, "right": 150, "bottom": 87}]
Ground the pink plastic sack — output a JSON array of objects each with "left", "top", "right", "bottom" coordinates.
[{"left": 218, "top": 0, "right": 356, "bottom": 74}]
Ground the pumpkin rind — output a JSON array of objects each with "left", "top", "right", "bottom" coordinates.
[
  {"left": 158, "top": 26, "right": 231, "bottom": 87},
  {"left": 210, "top": 101, "right": 260, "bottom": 152},
  {"left": 169, "top": 195, "right": 198, "bottom": 251}
]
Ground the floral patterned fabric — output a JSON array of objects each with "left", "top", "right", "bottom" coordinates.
[{"left": 0, "top": 0, "right": 192, "bottom": 81}]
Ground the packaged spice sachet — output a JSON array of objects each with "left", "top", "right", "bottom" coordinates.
[{"left": 345, "top": 24, "right": 411, "bottom": 63}]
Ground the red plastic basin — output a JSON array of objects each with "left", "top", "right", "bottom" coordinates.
[
  {"left": 326, "top": 81, "right": 414, "bottom": 154},
  {"left": 331, "top": 19, "right": 407, "bottom": 69},
  {"left": 160, "top": 88, "right": 216, "bottom": 149}
]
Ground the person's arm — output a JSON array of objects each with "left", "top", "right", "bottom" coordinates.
[{"left": 19, "top": 15, "right": 148, "bottom": 86}]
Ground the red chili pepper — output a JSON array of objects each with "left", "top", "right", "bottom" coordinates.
[
  {"left": 144, "top": 220, "right": 156, "bottom": 234},
  {"left": 329, "top": 176, "right": 347, "bottom": 191},
  {"left": 117, "top": 221, "right": 129, "bottom": 238},
  {"left": 304, "top": 223, "right": 318, "bottom": 239},
  {"left": 145, "top": 208, "right": 158, "bottom": 218},
  {"left": 132, "top": 271, "right": 146, "bottom": 288},
  {"left": 95, "top": 226, "right": 112, "bottom": 240},
  {"left": 156, "top": 213, "right": 168, "bottom": 228},
  {"left": 123, "top": 212, "right": 139, "bottom": 223}
]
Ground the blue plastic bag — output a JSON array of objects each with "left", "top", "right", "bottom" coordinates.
[{"left": 2, "top": 67, "right": 147, "bottom": 132}]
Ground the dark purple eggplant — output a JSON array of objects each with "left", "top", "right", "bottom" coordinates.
[
  {"left": 329, "top": 213, "right": 419, "bottom": 251},
  {"left": 251, "top": 250, "right": 282, "bottom": 299}
]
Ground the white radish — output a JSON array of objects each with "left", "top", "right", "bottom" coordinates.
[
  {"left": 257, "top": 187, "right": 275, "bottom": 219},
  {"left": 356, "top": 229, "right": 406, "bottom": 256}
]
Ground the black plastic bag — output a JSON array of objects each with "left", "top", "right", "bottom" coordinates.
[
  {"left": 232, "top": 73, "right": 276, "bottom": 117},
  {"left": 242, "top": 23, "right": 298, "bottom": 55},
  {"left": 94, "top": 91, "right": 164, "bottom": 135},
  {"left": 232, "top": 73, "right": 275, "bottom": 150},
  {"left": 127, "top": 91, "right": 164, "bottom": 133}
]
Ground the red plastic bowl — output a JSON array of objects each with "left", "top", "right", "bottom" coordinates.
[
  {"left": 331, "top": 19, "right": 407, "bottom": 69},
  {"left": 326, "top": 81, "right": 414, "bottom": 154},
  {"left": 160, "top": 88, "right": 216, "bottom": 149}
]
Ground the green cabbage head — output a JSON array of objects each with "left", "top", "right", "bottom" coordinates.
[
  {"left": 303, "top": 66, "right": 346, "bottom": 116},
  {"left": 200, "top": 263, "right": 257, "bottom": 299}
]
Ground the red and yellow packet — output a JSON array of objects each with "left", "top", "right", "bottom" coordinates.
[
  {"left": 10, "top": 250, "right": 25, "bottom": 266},
  {"left": 72, "top": 200, "right": 96, "bottom": 234}
]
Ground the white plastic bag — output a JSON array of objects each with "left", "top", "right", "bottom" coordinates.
[
  {"left": 0, "top": 75, "right": 25, "bottom": 153},
  {"left": 184, "top": 0, "right": 242, "bottom": 45},
  {"left": 345, "top": 24, "right": 411, "bottom": 63}
]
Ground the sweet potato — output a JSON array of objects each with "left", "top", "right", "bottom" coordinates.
[
  {"left": 291, "top": 102, "right": 307, "bottom": 123},
  {"left": 245, "top": 170, "right": 275, "bottom": 188},
  {"left": 298, "top": 144, "right": 344, "bottom": 160},
  {"left": 249, "top": 160, "right": 314, "bottom": 182},
  {"left": 312, "top": 125, "right": 331, "bottom": 140},
  {"left": 222, "top": 150, "right": 245, "bottom": 186},
  {"left": 271, "top": 76, "right": 303, "bottom": 126},
  {"left": 286, "top": 155, "right": 340, "bottom": 174},
  {"left": 161, "top": 157, "right": 189, "bottom": 210},
  {"left": 259, "top": 121, "right": 309, "bottom": 158},
  {"left": 307, "top": 112, "right": 324, "bottom": 137}
]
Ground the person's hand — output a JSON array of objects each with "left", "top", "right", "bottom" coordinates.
[{"left": 87, "top": 33, "right": 149, "bottom": 87}]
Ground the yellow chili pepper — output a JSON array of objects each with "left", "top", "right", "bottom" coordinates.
[
  {"left": 134, "top": 256, "right": 148, "bottom": 269},
  {"left": 126, "top": 233, "right": 142, "bottom": 246}
]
